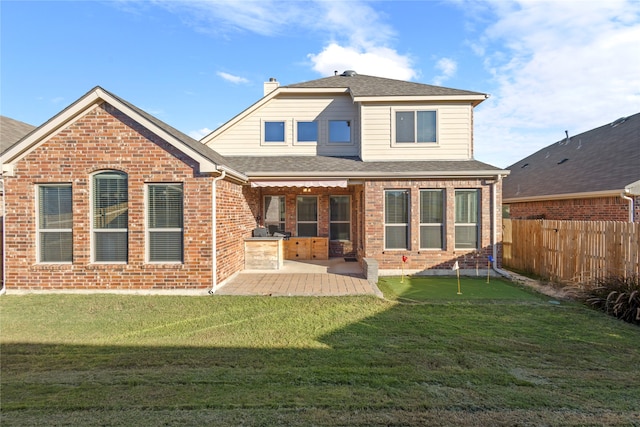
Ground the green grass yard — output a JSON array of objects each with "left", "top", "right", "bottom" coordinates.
[{"left": 1, "top": 278, "right": 639, "bottom": 426}]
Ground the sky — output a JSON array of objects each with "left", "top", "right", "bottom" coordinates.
[{"left": 1, "top": 0, "right": 639, "bottom": 168}]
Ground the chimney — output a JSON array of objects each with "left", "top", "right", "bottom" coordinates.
[{"left": 264, "top": 77, "right": 279, "bottom": 96}]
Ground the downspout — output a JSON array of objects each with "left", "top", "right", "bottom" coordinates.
[
  {"left": 0, "top": 176, "right": 5, "bottom": 296},
  {"left": 621, "top": 192, "right": 634, "bottom": 223},
  {"left": 209, "top": 169, "right": 226, "bottom": 294},
  {"left": 491, "top": 174, "right": 510, "bottom": 278}
]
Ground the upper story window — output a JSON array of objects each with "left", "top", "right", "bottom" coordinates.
[
  {"left": 329, "top": 120, "right": 351, "bottom": 143},
  {"left": 37, "top": 184, "right": 73, "bottom": 263},
  {"left": 395, "top": 110, "right": 437, "bottom": 143},
  {"left": 296, "top": 121, "right": 318, "bottom": 143},
  {"left": 263, "top": 121, "right": 285, "bottom": 143},
  {"left": 93, "top": 171, "right": 128, "bottom": 263},
  {"left": 147, "top": 183, "right": 183, "bottom": 263}
]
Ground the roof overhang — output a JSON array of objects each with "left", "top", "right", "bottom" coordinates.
[
  {"left": 248, "top": 170, "right": 509, "bottom": 180},
  {"left": 251, "top": 179, "right": 348, "bottom": 188},
  {"left": 352, "top": 94, "right": 489, "bottom": 106},
  {"left": 1, "top": 87, "right": 224, "bottom": 176}
]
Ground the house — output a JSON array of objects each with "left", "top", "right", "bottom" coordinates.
[
  {"left": 1, "top": 71, "right": 508, "bottom": 292},
  {"left": 503, "top": 112, "right": 640, "bottom": 222}
]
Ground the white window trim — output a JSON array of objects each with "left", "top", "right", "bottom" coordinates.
[
  {"left": 327, "top": 119, "right": 355, "bottom": 145},
  {"left": 91, "top": 171, "right": 128, "bottom": 264},
  {"left": 391, "top": 107, "right": 439, "bottom": 146},
  {"left": 36, "top": 184, "right": 73, "bottom": 264},
  {"left": 145, "top": 183, "right": 184, "bottom": 264},
  {"left": 261, "top": 119, "right": 288, "bottom": 146},
  {"left": 293, "top": 120, "right": 318, "bottom": 145},
  {"left": 329, "top": 195, "right": 351, "bottom": 241},
  {"left": 296, "top": 195, "right": 318, "bottom": 237},
  {"left": 454, "top": 189, "right": 480, "bottom": 250},
  {"left": 384, "top": 189, "right": 410, "bottom": 251},
  {"left": 419, "top": 189, "right": 445, "bottom": 250}
]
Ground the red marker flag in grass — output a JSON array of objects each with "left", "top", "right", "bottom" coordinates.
[{"left": 401, "top": 255, "right": 408, "bottom": 282}]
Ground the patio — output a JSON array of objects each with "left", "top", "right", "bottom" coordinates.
[{"left": 215, "top": 258, "right": 382, "bottom": 297}]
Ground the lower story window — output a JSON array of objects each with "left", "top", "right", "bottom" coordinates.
[
  {"left": 264, "top": 195, "right": 285, "bottom": 235},
  {"left": 330, "top": 195, "right": 350, "bottom": 240},
  {"left": 385, "top": 190, "right": 409, "bottom": 249},
  {"left": 455, "top": 189, "right": 479, "bottom": 249},
  {"left": 420, "top": 189, "right": 444, "bottom": 249},
  {"left": 297, "top": 196, "right": 317, "bottom": 237},
  {"left": 38, "top": 184, "right": 73, "bottom": 263},
  {"left": 148, "top": 183, "right": 184, "bottom": 262}
]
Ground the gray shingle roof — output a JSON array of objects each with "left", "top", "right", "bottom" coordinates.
[
  {"left": 226, "top": 155, "right": 505, "bottom": 178},
  {"left": 1, "top": 116, "right": 36, "bottom": 154},
  {"left": 503, "top": 112, "right": 640, "bottom": 200},
  {"left": 284, "top": 72, "right": 486, "bottom": 98}
]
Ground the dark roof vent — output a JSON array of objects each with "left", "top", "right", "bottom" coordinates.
[
  {"left": 610, "top": 116, "right": 628, "bottom": 127},
  {"left": 557, "top": 158, "right": 569, "bottom": 165},
  {"left": 340, "top": 70, "right": 357, "bottom": 77},
  {"left": 521, "top": 163, "right": 529, "bottom": 169}
]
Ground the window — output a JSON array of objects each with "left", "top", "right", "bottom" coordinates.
[
  {"left": 329, "top": 120, "right": 351, "bottom": 143},
  {"left": 264, "top": 121, "right": 285, "bottom": 143},
  {"left": 330, "top": 196, "right": 350, "bottom": 241},
  {"left": 455, "top": 189, "right": 479, "bottom": 249},
  {"left": 297, "top": 196, "right": 317, "bottom": 237},
  {"left": 396, "top": 110, "right": 437, "bottom": 143},
  {"left": 37, "top": 185, "right": 72, "bottom": 263},
  {"left": 296, "top": 121, "right": 318, "bottom": 143},
  {"left": 385, "top": 190, "right": 409, "bottom": 249},
  {"left": 264, "top": 195, "right": 285, "bottom": 235},
  {"left": 420, "top": 189, "right": 444, "bottom": 249},
  {"left": 93, "top": 171, "right": 128, "bottom": 262},
  {"left": 148, "top": 184, "right": 183, "bottom": 262}
]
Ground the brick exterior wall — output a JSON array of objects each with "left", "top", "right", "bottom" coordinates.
[
  {"left": 2, "top": 103, "right": 253, "bottom": 291},
  {"left": 362, "top": 178, "right": 502, "bottom": 271},
  {"left": 508, "top": 196, "right": 639, "bottom": 222}
]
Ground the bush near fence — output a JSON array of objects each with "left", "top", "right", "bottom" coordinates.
[{"left": 503, "top": 219, "right": 640, "bottom": 284}]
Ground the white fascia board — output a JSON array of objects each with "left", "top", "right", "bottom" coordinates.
[
  {"left": 247, "top": 170, "right": 508, "bottom": 180},
  {"left": 200, "top": 87, "right": 351, "bottom": 144},
  {"left": 504, "top": 189, "right": 628, "bottom": 204},
  {"left": 352, "top": 94, "right": 488, "bottom": 106}
]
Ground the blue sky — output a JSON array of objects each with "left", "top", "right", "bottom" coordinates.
[{"left": 1, "top": 0, "right": 639, "bottom": 168}]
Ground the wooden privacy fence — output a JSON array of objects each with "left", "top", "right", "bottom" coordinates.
[{"left": 503, "top": 219, "right": 640, "bottom": 284}]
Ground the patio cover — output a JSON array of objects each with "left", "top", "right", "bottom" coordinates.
[{"left": 250, "top": 179, "right": 348, "bottom": 188}]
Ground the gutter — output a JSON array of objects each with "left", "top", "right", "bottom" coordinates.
[
  {"left": 491, "top": 174, "right": 511, "bottom": 278},
  {"left": 209, "top": 169, "right": 226, "bottom": 294}
]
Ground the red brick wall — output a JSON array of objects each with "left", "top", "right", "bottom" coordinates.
[
  {"left": 508, "top": 196, "right": 638, "bottom": 222},
  {"left": 3, "top": 103, "right": 251, "bottom": 291},
  {"left": 362, "top": 178, "right": 502, "bottom": 271}
]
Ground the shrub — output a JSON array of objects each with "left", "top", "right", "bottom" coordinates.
[{"left": 574, "top": 275, "right": 640, "bottom": 325}]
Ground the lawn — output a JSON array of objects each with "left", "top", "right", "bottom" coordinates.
[{"left": 1, "top": 278, "right": 639, "bottom": 426}]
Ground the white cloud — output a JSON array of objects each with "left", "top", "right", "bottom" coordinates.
[
  {"left": 469, "top": 0, "right": 640, "bottom": 168},
  {"left": 432, "top": 58, "right": 457, "bottom": 86},
  {"left": 217, "top": 71, "right": 249, "bottom": 84},
  {"left": 188, "top": 127, "right": 213, "bottom": 140}
]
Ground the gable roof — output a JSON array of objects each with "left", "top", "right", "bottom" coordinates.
[
  {"left": 0, "top": 116, "right": 36, "bottom": 154},
  {"left": 285, "top": 72, "right": 488, "bottom": 102},
  {"left": 503, "top": 112, "right": 640, "bottom": 202},
  {"left": 1, "top": 87, "right": 246, "bottom": 181},
  {"left": 201, "top": 72, "right": 488, "bottom": 143}
]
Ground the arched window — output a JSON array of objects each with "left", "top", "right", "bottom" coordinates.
[{"left": 92, "top": 171, "right": 128, "bottom": 262}]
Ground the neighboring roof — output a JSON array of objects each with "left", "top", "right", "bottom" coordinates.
[
  {"left": 503, "top": 112, "right": 640, "bottom": 202},
  {"left": 285, "top": 72, "right": 487, "bottom": 100},
  {"left": 1, "top": 87, "right": 246, "bottom": 181},
  {"left": 0, "top": 116, "right": 36, "bottom": 154},
  {"left": 226, "top": 155, "right": 507, "bottom": 179}
]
